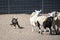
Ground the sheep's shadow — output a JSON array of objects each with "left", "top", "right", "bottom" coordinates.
[
  {"left": 47, "top": 30, "right": 60, "bottom": 35},
  {"left": 45, "top": 30, "right": 60, "bottom": 35},
  {"left": 56, "top": 31, "right": 60, "bottom": 35},
  {"left": 52, "top": 31, "right": 60, "bottom": 35}
]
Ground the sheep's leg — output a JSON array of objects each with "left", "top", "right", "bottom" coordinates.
[
  {"left": 43, "top": 28, "right": 46, "bottom": 34},
  {"left": 56, "top": 27, "right": 59, "bottom": 34},
  {"left": 37, "top": 21, "right": 41, "bottom": 33},
  {"left": 49, "top": 28, "right": 52, "bottom": 35},
  {"left": 57, "top": 27, "right": 59, "bottom": 31},
  {"left": 53, "top": 25, "right": 58, "bottom": 34},
  {"left": 42, "top": 27, "right": 46, "bottom": 34},
  {"left": 38, "top": 26, "right": 41, "bottom": 33},
  {"left": 49, "top": 28, "right": 50, "bottom": 34},
  {"left": 39, "top": 25, "right": 44, "bottom": 34},
  {"left": 32, "top": 22, "right": 36, "bottom": 32},
  {"left": 37, "top": 22, "right": 41, "bottom": 34},
  {"left": 31, "top": 25, "right": 34, "bottom": 32}
]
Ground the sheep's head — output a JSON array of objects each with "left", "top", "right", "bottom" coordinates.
[
  {"left": 49, "top": 11, "right": 57, "bottom": 17},
  {"left": 35, "top": 10, "right": 42, "bottom": 14},
  {"left": 34, "top": 10, "right": 42, "bottom": 16},
  {"left": 30, "top": 10, "right": 42, "bottom": 17}
]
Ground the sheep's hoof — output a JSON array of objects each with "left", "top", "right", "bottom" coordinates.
[
  {"left": 38, "top": 31, "right": 40, "bottom": 33},
  {"left": 49, "top": 32, "right": 53, "bottom": 35},
  {"left": 41, "top": 32, "right": 43, "bottom": 34},
  {"left": 38, "top": 31, "right": 43, "bottom": 34},
  {"left": 38, "top": 31, "right": 43, "bottom": 35},
  {"left": 55, "top": 31, "right": 58, "bottom": 35}
]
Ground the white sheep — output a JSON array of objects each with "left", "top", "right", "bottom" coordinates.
[
  {"left": 48, "top": 11, "right": 60, "bottom": 34},
  {"left": 48, "top": 11, "right": 57, "bottom": 17},
  {"left": 36, "top": 16, "right": 48, "bottom": 33},
  {"left": 53, "top": 12, "right": 60, "bottom": 34},
  {"left": 30, "top": 10, "right": 42, "bottom": 32},
  {"left": 36, "top": 11, "right": 57, "bottom": 34}
]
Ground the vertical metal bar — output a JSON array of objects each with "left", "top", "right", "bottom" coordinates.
[
  {"left": 8, "top": 0, "right": 10, "bottom": 14},
  {"left": 42, "top": 0, "right": 43, "bottom": 13},
  {"left": 2, "top": 0, "right": 3, "bottom": 10}
]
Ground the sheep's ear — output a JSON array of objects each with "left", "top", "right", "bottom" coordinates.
[
  {"left": 35, "top": 10, "right": 37, "bottom": 12},
  {"left": 39, "top": 10, "right": 42, "bottom": 12}
]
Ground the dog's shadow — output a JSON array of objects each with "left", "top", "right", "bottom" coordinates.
[
  {"left": 17, "top": 24, "right": 24, "bottom": 29},
  {"left": 10, "top": 23, "right": 24, "bottom": 29},
  {"left": 18, "top": 26, "right": 24, "bottom": 29}
]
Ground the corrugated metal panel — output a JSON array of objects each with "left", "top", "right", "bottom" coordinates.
[
  {"left": 0, "top": 0, "right": 8, "bottom": 13},
  {"left": 0, "top": 0, "right": 60, "bottom": 13}
]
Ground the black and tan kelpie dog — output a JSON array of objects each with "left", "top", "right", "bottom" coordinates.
[{"left": 10, "top": 18, "right": 21, "bottom": 29}]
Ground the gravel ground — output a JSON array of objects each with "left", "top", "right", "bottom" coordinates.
[{"left": 0, "top": 14, "right": 60, "bottom": 40}]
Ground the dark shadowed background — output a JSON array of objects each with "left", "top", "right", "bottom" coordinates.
[{"left": 0, "top": 0, "right": 60, "bottom": 13}]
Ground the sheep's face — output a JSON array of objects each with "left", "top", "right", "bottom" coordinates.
[
  {"left": 49, "top": 11, "right": 57, "bottom": 17},
  {"left": 35, "top": 10, "right": 42, "bottom": 14}
]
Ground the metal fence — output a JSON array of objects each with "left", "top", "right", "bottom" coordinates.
[{"left": 0, "top": 0, "right": 60, "bottom": 14}]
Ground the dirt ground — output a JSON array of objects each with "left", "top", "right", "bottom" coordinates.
[{"left": 0, "top": 14, "right": 60, "bottom": 40}]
